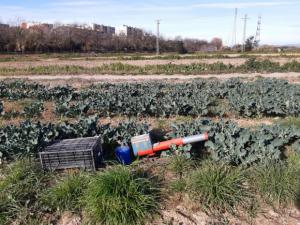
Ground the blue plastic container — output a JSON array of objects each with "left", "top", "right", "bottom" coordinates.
[{"left": 115, "top": 146, "right": 132, "bottom": 165}]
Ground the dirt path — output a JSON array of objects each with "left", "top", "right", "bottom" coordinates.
[
  {"left": 1, "top": 72, "right": 299, "bottom": 84},
  {"left": 1, "top": 57, "right": 300, "bottom": 68}
]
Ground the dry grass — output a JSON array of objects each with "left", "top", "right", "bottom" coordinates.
[{"left": 1, "top": 53, "right": 300, "bottom": 68}]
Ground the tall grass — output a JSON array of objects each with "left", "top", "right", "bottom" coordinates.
[
  {"left": 167, "top": 155, "right": 191, "bottom": 194},
  {"left": 168, "top": 155, "right": 191, "bottom": 178},
  {"left": 82, "top": 166, "right": 160, "bottom": 225},
  {"left": 252, "top": 154, "right": 300, "bottom": 207},
  {"left": 188, "top": 161, "right": 251, "bottom": 212},
  {"left": 41, "top": 172, "right": 89, "bottom": 212},
  {"left": 0, "top": 159, "right": 48, "bottom": 224}
]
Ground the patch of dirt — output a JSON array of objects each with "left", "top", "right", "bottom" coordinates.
[
  {"left": 154, "top": 200, "right": 300, "bottom": 225},
  {"left": 0, "top": 100, "right": 59, "bottom": 126},
  {"left": 232, "top": 118, "right": 275, "bottom": 127},
  {"left": 57, "top": 212, "right": 81, "bottom": 225},
  {"left": 1, "top": 72, "right": 300, "bottom": 84}
]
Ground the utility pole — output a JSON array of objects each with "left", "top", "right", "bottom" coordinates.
[
  {"left": 232, "top": 8, "right": 238, "bottom": 47},
  {"left": 255, "top": 15, "right": 262, "bottom": 45},
  {"left": 156, "top": 20, "right": 160, "bottom": 55},
  {"left": 242, "top": 14, "right": 250, "bottom": 52}
]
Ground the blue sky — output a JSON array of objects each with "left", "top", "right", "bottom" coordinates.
[{"left": 0, "top": 0, "right": 299, "bottom": 45}]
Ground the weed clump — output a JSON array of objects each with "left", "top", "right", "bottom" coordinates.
[
  {"left": 188, "top": 161, "right": 251, "bottom": 212},
  {"left": 252, "top": 155, "right": 300, "bottom": 207},
  {"left": 0, "top": 159, "right": 47, "bottom": 224},
  {"left": 82, "top": 166, "right": 160, "bottom": 225},
  {"left": 41, "top": 172, "right": 89, "bottom": 212}
]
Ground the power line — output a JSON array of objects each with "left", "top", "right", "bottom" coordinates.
[
  {"left": 242, "top": 14, "right": 250, "bottom": 52},
  {"left": 232, "top": 8, "right": 238, "bottom": 47},
  {"left": 255, "top": 15, "right": 262, "bottom": 45},
  {"left": 156, "top": 20, "right": 160, "bottom": 55}
]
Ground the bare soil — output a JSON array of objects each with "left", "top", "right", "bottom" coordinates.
[
  {"left": 154, "top": 202, "right": 300, "bottom": 225},
  {"left": 1, "top": 72, "right": 299, "bottom": 85},
  {"left": 52, "top": 196, "right": 300, "bottom": 225}
]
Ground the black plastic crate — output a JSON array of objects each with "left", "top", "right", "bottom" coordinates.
[{"left": 39, "top": 136, "right": 102, "bottom": 171}]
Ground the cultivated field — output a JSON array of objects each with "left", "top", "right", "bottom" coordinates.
[{"left": 0, "top": 53, "right": 300, "bottom": 225}]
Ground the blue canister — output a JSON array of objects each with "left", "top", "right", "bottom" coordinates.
[{"left": 115, "top": 146, "right": 132, "bottom": 165}]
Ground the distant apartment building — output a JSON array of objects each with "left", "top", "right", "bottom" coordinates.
[
  {"left": 70, "top": 23, "right": 93, "bottom": 30},
  {"left": 0, "top": 23, "right": 9, "bottom": 29},
  {"left": 116, "top": 25, "right": 143, "bottom": 37},
  {"left": 20, "top": 22, "right": 53, "bottom": 30},
  {"left": 93, "top": 24, "right": 115, "bottom": 34}
]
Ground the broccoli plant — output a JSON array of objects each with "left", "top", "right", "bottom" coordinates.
[
  {"left": 23, "top": 101, "right": 44, "bottom": 118},
  {"left": 0, "top": 100, "right": 4, "bottom": 115}
]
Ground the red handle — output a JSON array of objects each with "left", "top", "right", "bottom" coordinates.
[
  {"left": 153, "top": 138, "right": 184, "bottom": 152},
  {"left": 137, "top": 149, "right": 155, "bottom": 157},
  {"left": 137, "top": 138, "right": 184, "bottom": 157}
]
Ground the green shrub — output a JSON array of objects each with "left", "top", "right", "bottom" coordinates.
[
  {"left": 23, "top": 101, "right": 44, "bottom": 118},
  {"left": 41, "top": 173, "right": 89, "bottom": 212},
  {"left": 82, "top": 166, "right": 160, "bottom": 225},
  {"left": 281, "top": 60, "right": 300, "bottom": 72},
  {"left": 188, "top": 162, "right": 251, "bottom": 212},
  {"left": 241, "top": 58, "right": 281, "bottom": 72},
  {"left": 252, "top": 156, "right": 300, "bottom": 207},
  {"left": 0, "top": 159, "right": 47, "bottom": 224}
]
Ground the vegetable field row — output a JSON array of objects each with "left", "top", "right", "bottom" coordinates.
[
  {"left": 1, "top": 78, "right": 299, "bottom": 117},
  {"left": 1, "top": 116, "right": 299, "bottom": 166},
  {"left": 1, "top": 58, "right": 300, "bottom": 75}
]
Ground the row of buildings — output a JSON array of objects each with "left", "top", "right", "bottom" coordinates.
[
  {"left": 0, "top": 21, "right": 144, "bottom": 37},
  {"left": 0, "top": 23, "right": 9, "bottom": 29}
]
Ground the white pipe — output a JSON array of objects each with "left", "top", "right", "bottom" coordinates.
[{"left": 182, "top": 133, "right": 208, "bottom": 144}]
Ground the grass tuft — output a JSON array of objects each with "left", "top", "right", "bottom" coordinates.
[
  {"left": 252, "top": 155, "right": 300, "bottom": 207},
  {"left": 41, "top": 172, "right": 89, "bottom": 212},
  {"left": 168, "top": 155, "right": 191, "bottom": 178},
  {"left": 0, "top": 159, "right": 47, "bottom": 224},
  {"left": 188, "top": 161, "right": 251, "bottom": 212},
  {"left": 82, "top": 166, "right": 160, "bottom": 225},
  {"left": 169, "top": 179, "right": 187, "bottom": 193}
]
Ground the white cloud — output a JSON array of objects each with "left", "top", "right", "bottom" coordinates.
[
  {"left": 49, "top": 0, "right": 108, "bottom": 7},
  {"left": 193, "top": 1, "right": 296, "bottom": 9},
  {"left": 47, "top": 0, "right": 297, "bottom": 12}
]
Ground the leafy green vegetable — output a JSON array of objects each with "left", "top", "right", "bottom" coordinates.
[{"left": 168, "top": 119, "right": 300, "bottom": 166}]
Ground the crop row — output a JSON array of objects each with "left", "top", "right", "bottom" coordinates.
[
  {"left": 0, "top": 116, "right": 299, "bottom": 166},
  {"left": 1, "top": 58, "right": 300, "bottom": 75},
  {"left": 2, "top": 53, "right": 298, "bottom": 63},
  {"left": 1, "top": 78, "right": 299, "bottom": 118}
]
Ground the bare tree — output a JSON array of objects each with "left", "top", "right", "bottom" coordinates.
[
  {"left": 210, "top": 37, "right": 223, "bottom": 50},
  {"left": 0, "top": 22, "right": 224, "bottom": 54}
]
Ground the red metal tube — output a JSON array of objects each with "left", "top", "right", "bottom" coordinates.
[
  {"left": 136, "top": 133, "right": 208, "bottom": 157},
  {"left": 137, "top": 148, "right": 155, "bottom": 157},
  {"left": 152, "top": 138, "right": 184, "bottom": 152},
  {"left": 137, "top": 138, "right": 183, "bottom": 157}
]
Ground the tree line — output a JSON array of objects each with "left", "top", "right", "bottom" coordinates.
[{"left": 0, "top": 25, "right": 223, "bottom": 54}]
